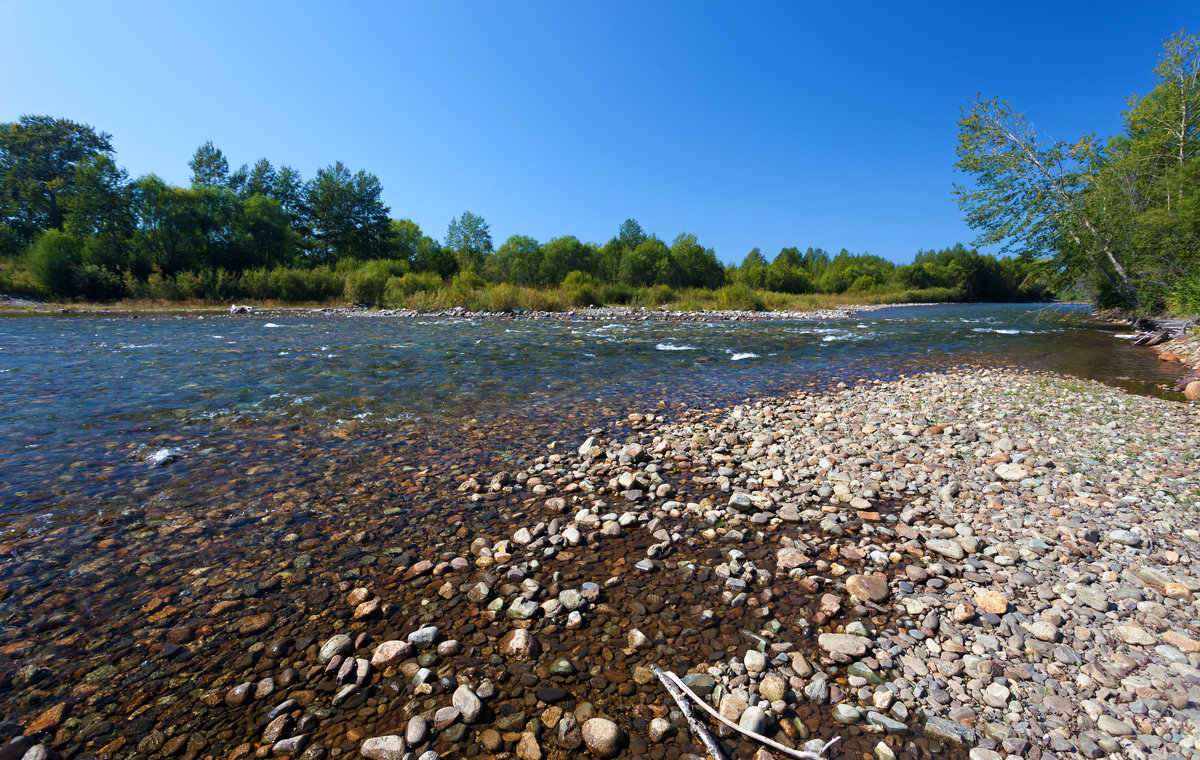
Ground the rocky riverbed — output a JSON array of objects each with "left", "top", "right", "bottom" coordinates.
[{"left": 4, "top": 367, "right": 1199, "bottom": 760}]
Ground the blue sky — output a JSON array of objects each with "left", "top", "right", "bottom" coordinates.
[{"left": 1, "top": 2, "right": 1195, "bottom": 264}]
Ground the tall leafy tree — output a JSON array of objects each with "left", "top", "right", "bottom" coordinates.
[
  {"left": 189, "top": 141, "right": 231, "bottom": 188},
  {"left": 445, "top": 210, "right": 493, "bottom": 271},
  {"left": 65, "top": 154, "right": 135, "bottom": 254},
  {"left": 496, "top": 234, "right": 542, "bottom": 284},
  {"left": 540, "top": 235, "right": 593, "bottom": 286},
  {"left": 242, "top": 158, "right": 278, "bottom": 198},
  {"left": 0, "top": 115, "right": 114, "bottom": 251},
  {"left": 306, "top": 162, "right": 392, "bottom": 262},
  {"left": 618, "top": 218, "right": 647, "bottom": 251}
]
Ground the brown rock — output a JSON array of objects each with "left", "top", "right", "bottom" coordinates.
[
  {"left": 402, "top": 559, "right": 434, "bottom": 580},
  {"left": 370, "top": 640, "right": 411, "bottom": 669},
  {"left": 24, "top": 701, "right": 67, "bottom": 735},
  {"left": 846, "top": 574, "right": 890, "bottom": 602},
  {"left": 166, "top": 625, "right": 194, "bottom": 643},
  {"left": 238, "top": 612, "right": 276, "bottom": 635},
  {"left": 499, "top": 628, "right": 540, "bottom": 661},
  {"left": 516, "top": 732, "right": 542, "bottom": 760},
  {"left": 1164, "top": 583, "right": 1194, "bottom": 601},
  {"left": 1163, "top": 630, "right": 1200, "bottom": 652},
  {"left": 974, "top": 590, "right": 1009, "bottom": 615},
  {"left": 353, "top": 598, "right": 380, "bottom": 620},
  {"left": 1186, "top": 381, "right": 1200, "bottom": 401}
]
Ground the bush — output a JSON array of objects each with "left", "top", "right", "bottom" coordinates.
[
  {"left": 72, "top": 264, "right": 126, "bottom": 301},
  {"left": 716, "top": 283, "right": 766, "bottom": 311},
  {"left": 474, "top": 283, "right": 522, "bottom": 312},
  {"left": 849, "top": 275, "right": 878, "bottom": 293},
  {"left": 382, "top": 271, "right": 443, "bottom": 306},
  {"left": 25, "top": 230, "right": 82, "bottom": 297},
  {"left": 562, "top": 271, "right": 598, "bottom": 307},
  {"left": 599, "top": 282, "right": 633, "bottom": 305},
  {"left": 344, "top": 259, "right": 408, "bottom": 305},
  {"left": 648, "top": 284, "right": 676, "bottom": 305},
  {"left": 450, "top": 269, "right": 487, "bottom": 298}
]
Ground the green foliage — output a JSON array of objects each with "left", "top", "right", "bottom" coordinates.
[
  {"left": 445, "top": 210, "right": 493, "bottom": 271},
  {"left": 0, "top": 115, "right": 113, "bottom": 247},
  {"left": 716, "top": 282, "right": 765, "bottom": 311},
  {"left": 25, "top": 229, "right": 82, "bottom": 296},
  {"left": 189, "top": 141, "right": 230, "bottom": 188},
  {"left": 344, "top": 259, "right": 408, "bottom": 305},
  {"left": 561, "top": 270, "right": 598, "bottom": 306},
  {"left": 307, "top": 162, "right": 392, "bottom": 263},
  {"left": 383, "top": 271, "right": 443, "bottom": 306},
  {"left": 955, "top": 30, "right": 1200, "bottom": 314}
]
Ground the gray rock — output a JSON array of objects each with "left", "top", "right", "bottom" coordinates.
[
  {"left": 453, "top": 685, "right": 483, "bottom": 724},
  {"left": 832, "top": 704, "right": 862, "bottom": 724},
  {"left": 360, "top": 736, "right": 406, "bottom": 760},
  {"left": 1108, "top": 529, "right": 1143, "bottom": 546},
  {"left": 1096, "top": 715, "right": 1134, "bottom": 736},
  {"left": 405, "top": 716, "right": 428, "bottom": 747},
  {"left": 818, "top": 633, "right": 868, "bottom": 657},
  {"left": 581, "top": 718, "right": 625, "bottom": 758},
  {"left": 319, "top": 634, "right": 352, "bottom": 664},
  {"left": 407, "top": 625, "right": 439, "bottom": 648},
  {"left": 926, "top": 539, "right": 965, "bottom": 560},
  {"left": 924, "top": 716, "right": 975, "bottom": 746},
  {"left": 738, "top": 705, "right": 774, "bottom": 734},
  {"left": 866, "top": 711, "right": 909, "bottom": 734}
]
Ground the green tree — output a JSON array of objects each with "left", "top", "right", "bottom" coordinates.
[
  {"left": 235, "top": 194, "right": 294, "bottom": 269},
  {"left": 619, "top": 237, "right": 669, "bottom": 286},
  {"left": 0, "top": 115, "right": 114, "bottom": 251},
  {"left": 65, "top": 154, "right": 135, "bottom": 257},
  {"left": 445, "top": 210, "right": 493, "bottom": 271},
  {"left": 667, "top": 233, "right": 724, "bottom": 289},
  {"left": 390, "top": 218, "right": 424, "bottom": 264},
  {"left": 496, "top": 234, "right": 542, "bottom": 284},
  {"left": 540, "top": 235, "right": 593, "bottom": 286},
  {"left": 618, "top": 218, "right": 647, "bottom": 251},
  {"left": 243, "top": 158, "right": 278, "bottom": 198},
  {"left": 189, "top": 141, "right": 231, "bottom": 188},
  {"left": 307, "top": 162, "right": 392, "bottom": 262}
]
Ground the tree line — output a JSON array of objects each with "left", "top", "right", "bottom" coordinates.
[
  {"left": 0, "top": 116, "right": 1050, "bottom": 306},
  {"left": 955, "top": 29, "right": 1200, "bottom": 315}
]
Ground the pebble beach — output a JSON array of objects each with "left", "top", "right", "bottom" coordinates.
[{"left": 3, "top": 320, "right": 1198, "bottom": 760}]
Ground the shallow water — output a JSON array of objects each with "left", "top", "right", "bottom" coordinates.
[
  {"left": 0, "top": 303, "right": 1181, "bottom": 527},
  {"left": 0, "top": 302, "right": 1184, "bottom": 756}
]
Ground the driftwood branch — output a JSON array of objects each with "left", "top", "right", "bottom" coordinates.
[
  {"left": 652, "top": 665, "right": 725, "bottom": 760},
  {"left": 653, "top": 665, "right": 840, "bottom": 760}
]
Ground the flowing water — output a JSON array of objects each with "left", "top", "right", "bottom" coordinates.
[{"left": 0, "top": 303, "right": 1184, "bottom": 756}]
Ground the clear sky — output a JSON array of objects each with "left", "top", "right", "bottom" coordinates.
[{"left": 1, "top": 2, "right": 1195, "bottom": 265}]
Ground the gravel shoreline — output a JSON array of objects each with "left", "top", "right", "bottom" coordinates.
[{"left": 6, "top": 367, "right": 1199, "bottom": 760}]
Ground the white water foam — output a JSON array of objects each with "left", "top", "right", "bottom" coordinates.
[
  {"left": 263, "top": 323, "right": 282, "bottom": 328},
  {"left": 656, "top": 343, "right": 697, "bottom": 351}
]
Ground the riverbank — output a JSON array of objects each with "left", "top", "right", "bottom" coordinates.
[
  {"left": 7, "top": 365, "right": 1196, "bottom": 760},
  {"left": 0, "top": 294, "right": 935, "bottom": 322}
]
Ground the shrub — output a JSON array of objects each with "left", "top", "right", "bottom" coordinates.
[
  {"left": 717, "top": 282, "right": 766, "bottom": 311},
  {"left": 599, "top": 283, "right": 633, "bottom": 305},
  {"left": 562, "top": 270, "right": 598, "bottom": 307},
  {"left": 72, "top": 264, "right": 126, "bottom": 301},
  {"left": 382, "top": 271, "right": 443, "bottom": 306},
  {"left": 25, "top": 230, "right": 82, "bottom": 297},
  {"left": 344, "top": 259, "right": 408, "bottom": 305}
]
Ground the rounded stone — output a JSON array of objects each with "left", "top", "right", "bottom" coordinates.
[
  {"left": 759, "top": 674, "right": 787, "bottom": 702},
  {"left": 581, "top": 718, "right": 625, "bottom": 758},
  {"left": 846, "top": 574, "right": 890, "bottom": 602},
  {"left": 1185, "top": 381, "right": 1200, "bottom": 401}
]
